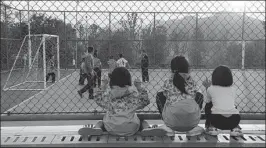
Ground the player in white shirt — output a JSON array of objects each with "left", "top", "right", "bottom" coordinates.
[{"left": 116, "top": 54, "right": 130, "bottom": 68}]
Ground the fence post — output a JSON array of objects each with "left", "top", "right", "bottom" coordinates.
[
  {"left": 19, "top": 10, "right": 22, "bottom": 38},
  {"left": 5, "top": 5, "right": 9, "bottom": 70},
  {"left": 27, "top": 1, "right": 31, "bottom": 69},
  {"left": 241, "top": 8, "right": 246, "bottom": 70},
  {"left": 42, "top": 36, "right": 46, "bottom": 89},
  {"left": 108, "top": 12, "right": 111, "bottom": 57},
  {"left": 19, "top": 10, "right": 22, "bottom": 72},
  {"left": 195, "top": 12, "right": 198, "bottom": 68},
  {"left": 153, "top": 12, "right": 156, "bottom": 66},
  {"left": 64, "top": 12, "right": 66, "bottom": 69},
  {"left": 241, "top": 4, "right": 250, "bottom": 111},
  {"left": 57, "top": 36, "right": 60, "bottom": 80},
  {"left": 75, "top": 1, "right": 78, "bottom": 69}
]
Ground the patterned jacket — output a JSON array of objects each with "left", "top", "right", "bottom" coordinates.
[
  {"left": 161, "top": 73, "right": 201, "bottom": 131},
  {"left": 94, "top": 85, "right": 149, "bottom": 136},
  {"left": 162, "top": 73, "right": 199, "bottom": 105}
]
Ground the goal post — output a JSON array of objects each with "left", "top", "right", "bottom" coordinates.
[{"left": 3, "top": 34, "right": 60, "bottom": 91}]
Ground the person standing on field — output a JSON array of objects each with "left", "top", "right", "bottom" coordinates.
[
  {"left": 46, "top": 55, "right": 56, "bottom": 83},
  {"left": 116, "top": 53, "right": 130, "bottom": 69},
  {"left": 141, "top": 50, "right": 149, "bottom": 82},
  {"left": 93, "top": 51, "right": 102, "bottom": 88},
  {"left": 79, "top": 52, "right": 86, "bottom": 85},
  {"left": 78, "top": 46, "right": 94, "bottom": 99}
]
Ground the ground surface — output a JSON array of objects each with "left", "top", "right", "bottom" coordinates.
[{"left": 1, "top": 69, "right": 265, "bottom": 114}]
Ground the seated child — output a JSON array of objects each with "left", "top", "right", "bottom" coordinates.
[
  {"left": 156, "top": 56, "right": 204, "bottom": 136},
  {"left": 202, "top": 65, "right": 243, "bottom": 136},
  {"left": 78, "top": 67, "right": 166, "bottom": 136}
]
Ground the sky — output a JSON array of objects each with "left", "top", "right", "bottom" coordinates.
[
  {"left": 2, "top": 1, "right": 265, "bottom": 28},
  {"left": 4, "top": 1, "right": 264, "bottom": 12}
]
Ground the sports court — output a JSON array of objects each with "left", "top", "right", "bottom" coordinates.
[{"left": 2, "top": 69, "right": 265, "bottom": 114}]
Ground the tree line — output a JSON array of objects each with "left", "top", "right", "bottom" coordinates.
[{"left": 1, "top": 11, "right": 265, "bottom": 70}]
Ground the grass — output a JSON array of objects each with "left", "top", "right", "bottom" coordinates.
[{"left": 0, "top": 69, "right": 265, "bottom": 114}]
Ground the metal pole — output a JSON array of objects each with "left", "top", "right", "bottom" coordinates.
[
  {"left": 42, "top": 36, "right": 46, "bottom": 89},
  {"left": 195, "top": 13, "right": 198, "bottom": 68},
  {"left": 64, "top": 12, "right": 66, "bottom": 69},
  {"left": 138, "top": 19, "right": 143, "bottom": 64},
  {"left": 241, "top": 3, "right": 249, "bottom": 105},
  {"left": 19, "top": 10, "right": 22, "bottom": 38},
  {"left": 86, "top": 15, "right": 88, "bottom": 44},
  {"left": 109, "top": 12, "right": 111, "bottom": 57},
  {"left": 153, "top": 12, "right": 155, "bottom": 66},
  {"left": 4, "top": 5, "right": 8, "bottom": 70},
  {"left": 57, "top": 36, "right": 60, "bottom": 80},
  {"left": 36, "top": 38, "right": 39, "bottom": 81},
  {"left": 28, "top": 1, "right": 32, "bottom": 69},
  {"left": 75, "top": 1, "right": 79, "bottom": 69},
  {"left": 241, "top": 5, "right": 246, "bottom": 70}
]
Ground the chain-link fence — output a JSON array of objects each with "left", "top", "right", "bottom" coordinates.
[{"left": 1, "top": 1, "right": 265, "bottom": 118}]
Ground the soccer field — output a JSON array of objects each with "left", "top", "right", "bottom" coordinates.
[
  {"left": 1, "top": 69, "right": 265, "bottom": 114},
  {"left": 0, "top": 69, "right": 75, "bottom": 113}
]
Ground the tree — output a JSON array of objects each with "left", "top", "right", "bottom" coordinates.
[
  {"left": 97, "top": 28, "right": 133, "bottom": 67},
  {"left": 225, "top": 42, "right": 242, "bottom": 68},
  {"left": 245, "top": 41, "right": 265, "bottom": 68},
  {"left": 119, "top": 13, "right": 143, "bottom": 66},
  {"left": 119, "top": 13, "right": 138, "bottom": 39},
  {"left": 87, "top": 24, "right": 104, "bottom": 50},
  {"left": 207, "top": 30, "right": 229, "bottom": 68},
  {"left": 111, "top": 29, "right": 133, "bottom": 62},
  {"left": 169, "top": 29, "right": 188, "bottom": 55},
  {"left": 142, "top": 25, "right": 167, "bottom": 67},
  {"left": 189, "top": 27, "right": 206, "bottom": 68}
]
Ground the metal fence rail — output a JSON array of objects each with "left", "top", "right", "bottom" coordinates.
[{"left": 0, "top": 1, "right": 265, "bottom": 118}]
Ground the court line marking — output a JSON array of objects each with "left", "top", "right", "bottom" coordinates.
[{"left": 3, "top": 72, "right": 75, "bottom": 114}]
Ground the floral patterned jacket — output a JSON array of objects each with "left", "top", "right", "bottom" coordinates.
[
  {"left": 162, "top": 73, "right": 199, "bottom": 105},
  {"left": 161, "top": 73, "right": 202, "bottom": 131},
  {"left": 94, "top": 85, "right": 149, "bottom": 136}
]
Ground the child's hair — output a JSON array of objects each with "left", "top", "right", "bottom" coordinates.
[
  {"left": 110, "top": 67, "right": 132, "bottom": 87},
  {"left": 171, "top": 56, "right": 189, "bottom": 94},
  {"left": 87, "top": 47, "right": 94, "bottom": 53},
  {"left": 119, "top": 54, "right": 123, "bottom": 58},
  {"left": 109, "top": 55, "right": 114, "bottom": 59},
  {"left": 212, "top": 65, "right": 233, "bottom": 87}
]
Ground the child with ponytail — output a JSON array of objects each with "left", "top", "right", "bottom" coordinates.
[{"left": 156, "top": 56, "right": 204, "bottom": 136}]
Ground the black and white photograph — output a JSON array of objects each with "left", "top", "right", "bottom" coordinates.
[{"left": 0, "top": 1, "right": 265, "bottom": 147}]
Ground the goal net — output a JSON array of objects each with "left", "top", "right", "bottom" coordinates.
[{"left": 3, "top": 34, "right": 60, "bottom": 91}]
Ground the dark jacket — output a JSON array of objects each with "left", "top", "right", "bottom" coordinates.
[{"left": 141, "top": 54, "right": 149, "bottom": 68}]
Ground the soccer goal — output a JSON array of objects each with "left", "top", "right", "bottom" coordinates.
[{"left": 3, "top": 34, "right": 60, "bottom": 91}]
